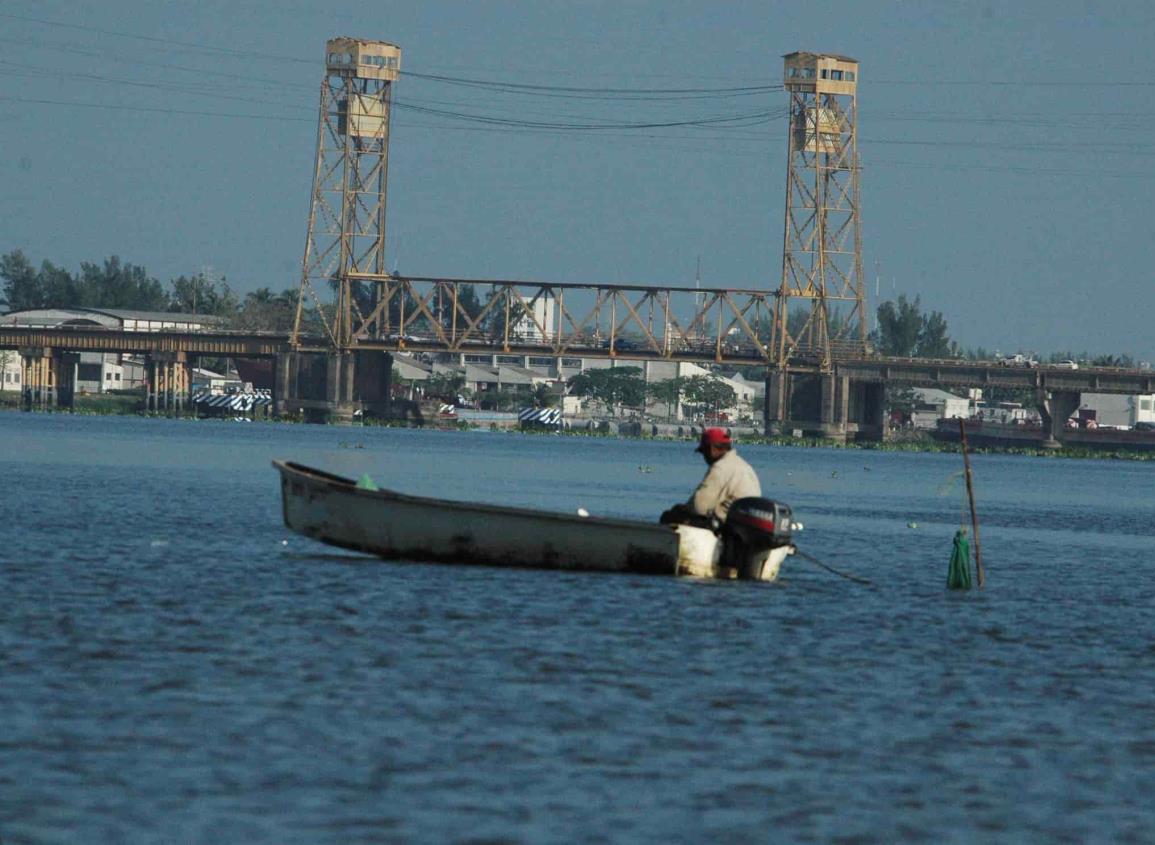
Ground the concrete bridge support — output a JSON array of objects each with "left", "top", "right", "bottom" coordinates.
[
  {"left": 355, "top": 350, "right": 393, "bottom": 419},
  {"left": 764, "top": 370, "right": 887, "bottom": 441},
  {"left": 1037, "top": 389, "right": 1081, "bottom": 448},
  {"left": 764, "top": 370, "right": 826, "bottom": 437},
  {"left": 19, "top": 347, "right": 56, "bottom": 411},
  {"left": 55, "top": 352, "right": 79, "bottom": 411},
  {"left": 850, "top": 381, "right": 887, "bottom": 441},
  {"left": 146, "top": 352, "right": 190, "bottom": 414},
  {"left": 276, "top": 349, "right": 394, "bottom": 423},
  {"left": 273, "top": 351, "right": 296, "bottom": 419},
  {"left": 765, "top": 370, "right": 868, "bottom": 441},
  {"left": 325, "top": 352, "right": 358, "bottom": 423}
]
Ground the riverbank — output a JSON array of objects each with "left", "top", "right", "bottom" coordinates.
[{"left": 5, "top": 398, "right": 1155, "bottom": 460}]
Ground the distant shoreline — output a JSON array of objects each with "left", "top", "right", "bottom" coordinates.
[{"left": 5, "top": 397, "right": 1154, "bottom": 461}]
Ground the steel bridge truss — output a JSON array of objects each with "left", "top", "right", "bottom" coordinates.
[
  {"left": 327, "top": 274, "right": 784, "bottom": 364},
  {"left": 775, "top": 89, "right": 867, "bottom": 368}
]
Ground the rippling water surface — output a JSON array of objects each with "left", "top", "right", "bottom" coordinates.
[{"left": 2, "top": 414, "right": 1153, "bottom": 843}]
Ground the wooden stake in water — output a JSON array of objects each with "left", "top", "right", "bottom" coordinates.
[{"left": 957, "top": 418, "right": 985, "bottom": 588}]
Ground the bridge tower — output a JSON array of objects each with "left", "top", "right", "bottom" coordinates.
[
  {"left": 773, "top": 52, "right": 866, "bottom": 369},
  {"left": 292, "top": 37, "right": 401, "bottom": 349}
]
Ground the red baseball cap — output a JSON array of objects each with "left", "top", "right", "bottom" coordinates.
[{"left": 695, "top": 427, "right": 732, "bottom": 452}]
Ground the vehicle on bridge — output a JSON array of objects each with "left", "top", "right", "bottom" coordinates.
[{"left": 998, "top": 353, "right": 1038, "bottom": 367}]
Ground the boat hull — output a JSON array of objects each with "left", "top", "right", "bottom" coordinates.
[{"left": 274, "top": 461, "right": 790, "bottom": 580}]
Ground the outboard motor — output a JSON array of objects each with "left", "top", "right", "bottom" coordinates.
[{"left": 722, "top": 497, "right": 794, "bottom": 579}]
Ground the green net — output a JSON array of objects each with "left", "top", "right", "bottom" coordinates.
[
  {"left": 946, "top": 528, "right": 972, "bottom": 590},
  {"left": 355, "top": 473, "right": 379, "bottom": 491}
]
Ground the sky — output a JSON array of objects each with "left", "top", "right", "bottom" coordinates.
[{"left": 2, "top": 0, "right": 1154, "bottom": 362}]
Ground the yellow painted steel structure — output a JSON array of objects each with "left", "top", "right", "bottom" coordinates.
[
  {"left": 342, "top": 273, "right": 781, "bottom": 365},
  {"left": 293, "top": 37, "right": 401, "bottom": 349},
  {"left": 775, "top": 52, "right": 867, "bottom": 370}
]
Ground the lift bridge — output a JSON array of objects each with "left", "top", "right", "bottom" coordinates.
[
  {"left": 10, "top": 42, "right": 1147, "bottom": 442},
  {"left": 280, "top": 270, "right": 858, "bottom": 429},
  {"left": 278, "top": 41, "right": 872, "bottom": 434}
]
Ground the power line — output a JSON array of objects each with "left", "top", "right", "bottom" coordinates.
[
  {"left": 0, "top": 10, "right": 312, "bottom": 65},
  {"left": 0, "top": 95, "right": 312, "bottom": 122}
]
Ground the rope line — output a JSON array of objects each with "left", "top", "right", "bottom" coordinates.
[{"left": 794, "top": 550, "right": 874, "bottom": 586}]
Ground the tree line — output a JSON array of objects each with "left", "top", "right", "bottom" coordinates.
[
  {"left": 0, "top": 250, "right": 308, "bottom": 332},
  {"left": 5, "top": 251, "right": 1138, "bottom": 369},
  {"left": 0, "top": 250, "right": 517, "bottom": 337}
]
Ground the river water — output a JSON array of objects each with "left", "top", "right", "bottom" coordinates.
[{"left": 1, "top": 413, "right": 1152, "bottom": 843}]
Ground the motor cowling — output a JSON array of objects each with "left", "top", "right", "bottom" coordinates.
[
  {"left": 726, "top": 498, "right": 793, "bottom": 546},
  {"left": 721, "top": 497, "right": 793, "bottom": 578}
]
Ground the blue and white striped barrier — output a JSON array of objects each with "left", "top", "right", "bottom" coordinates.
[
  {"left": 191, "top": 390, "right": 272, "bottom": 411},
  {"left": 518, "top": 407, "right": 562, "bottom": 427}
]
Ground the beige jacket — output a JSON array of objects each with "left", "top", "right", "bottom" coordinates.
[{"left": 689, "top": 449, "right": 762, "bottom": 522}]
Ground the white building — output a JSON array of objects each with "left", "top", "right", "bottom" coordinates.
[
  {"left": 0, "top": 349, "right": 20, "bottom": 393},
  {"left": 1079, "top": 393, "right": 1155, "bottom": 429},
  {"left": 910, "top": 388, "right": 971, "bottom": 430},
  {"left": 511, "top": 293, "right": 557, "bottom": 342},
  {"left": 1, "top": 307, "right": 220, "bottom": 332}
]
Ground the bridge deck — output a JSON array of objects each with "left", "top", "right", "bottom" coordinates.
[{"left": 3, "top": 326, "right": 1152, "bottom": 394}]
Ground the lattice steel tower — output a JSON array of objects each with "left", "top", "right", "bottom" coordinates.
[
  {"left": 293, "top": 37, "right": 401, "bottom": 348},
  {"left": 774, "top": 52, "right": 866, "bottom": 368}
]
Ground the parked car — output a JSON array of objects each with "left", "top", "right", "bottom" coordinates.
[
  {"left": 1054, "top": 359, "right": 1080, "bottom": 370},
  {"left": 1134, "top": 421, "right": 1155, "bottom": 432}
]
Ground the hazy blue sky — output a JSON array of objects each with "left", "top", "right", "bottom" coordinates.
[{"left": 2, "top": 0, "right": 1153, "bottom": 361}]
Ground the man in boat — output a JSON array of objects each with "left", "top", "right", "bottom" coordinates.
[{"left": 660, "top": 428, "right": 761, "bottom": 529}]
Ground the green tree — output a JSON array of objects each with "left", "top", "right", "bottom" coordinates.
[
  {"left": 1090, "top": 353, "right": 1134, "bottom": 368},
  {"left": 78, "top": 256, "right": 169, "bottom": 310},
  {"left": 873, "top": 295, "right": 955, "bottom": 359},
  {"left": 647, "top": 377, "right": 684, "bottom": 420},
  {"left": 914, "top": 309, "right": 954, "bottom": 358},
  {"left": 531, "top": 382, "right": 557, "bottom": 408},
  {"left": 426, "top": 372, "right": 465, "bottom": 401},
  {"left": 682, "top": 374, "right": 736, "bottom": 417},
  {"left": 39, "top": 260, "right": 84, "bottom": 307},
  {"left": 169, "top": 273, "right": 239, "bottom": 319},
  {"left": 873, "top": 295, "right": 924, "bottom": 356},
  {"left": 567, "top": 366, "right": 645, "bottom": 413},
  {"left": 885, "top": 384, "right": 918, "bottom": 418},
  {"left": 233, "top": 287, "right": 298, "bottom": 332},
  {"left": 1, "top": 250, "right": 43, "bottom": 311}
]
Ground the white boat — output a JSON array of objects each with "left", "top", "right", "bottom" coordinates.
[{"left": 273, "top": 461, "right": 795, "bottom": 581}]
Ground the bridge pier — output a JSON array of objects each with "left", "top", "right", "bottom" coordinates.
[
  {"left": 858, "top": 381, "right": 888, "bottom": 441},
  {"left": 276, "top": 349, "right": 394, "bottom": 423},
  {"left": 765, "top": 370, "right": 865, "bottom": 442},
  {"left": 273, "top": 351, "right": 296, "bottom": 418},
  {"left": 1037, "top": 389, "right": 1081, "bottom": 449},
  {"left": 146, "top": 352, "right": 190, "bottom": 415},
  {"left": 56, "top": 352, "right": 79, "bottom": 411},
  {"left": 19, "top": 347, "right": 56, "bottom": 411},
  {"left": 355, "top": 350, "right": 393, "bottom": 419}
]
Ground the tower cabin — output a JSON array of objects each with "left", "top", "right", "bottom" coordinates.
[
  {"left": 326, "top": 37, "right": 402, "bottom": 81},
  {"left": 783, "top": 52, "right": 858, "bottom": 157},
  {"left": 782, "top": 51, "right": 858, "bottom": 95},
  {"left": 325, "top": 37, "right": 402, "bottom": 139}
]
